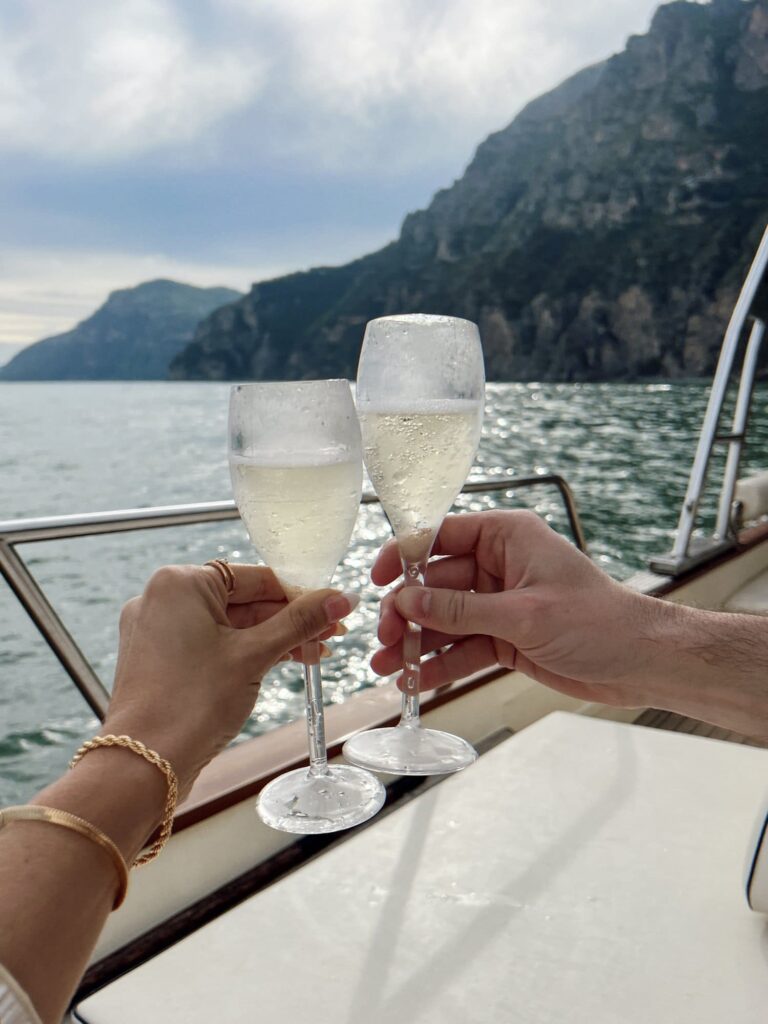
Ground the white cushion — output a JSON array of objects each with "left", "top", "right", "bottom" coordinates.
[{"left": 723, "top": 570, "right": 768, "bottom": 615}]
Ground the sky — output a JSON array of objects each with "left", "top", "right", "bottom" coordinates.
[{"left": 0, "top": 0, "right": 676, "bottom": 363}]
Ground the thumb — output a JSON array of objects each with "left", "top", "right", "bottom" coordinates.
[
  {"left": 395, "top": 587, "right": 503, "bottom": 638},
  {"left": 249, "top": 589, "right": 358, "bottom": 659}
]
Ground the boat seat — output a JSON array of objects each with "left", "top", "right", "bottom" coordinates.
[
  {"left": 74, "top": 714, "right": 768, "bottom": 1024},
  {"left": 722, "top": 569, "right": 768, "bottom": 615}
]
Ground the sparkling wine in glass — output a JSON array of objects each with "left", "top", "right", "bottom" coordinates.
[
  {"left": 229, "top": 380, "right": 385, "bottom": 833},
  {"left": 343, "top": 314, "right": 485, "bottom": 775}
]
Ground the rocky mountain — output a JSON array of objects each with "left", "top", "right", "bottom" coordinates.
[
  {"left": 171, "top": 0, "right": 768, "bottom": 383},
  {"left": 0, "top": 280, "right": 241, "bottom": 381},
  {"left": 0, "top": 343, "right": 23, "bottom": 368}
]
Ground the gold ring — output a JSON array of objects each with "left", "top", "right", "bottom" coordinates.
[{"left": 204, "top": 558, "right": 236, "bottom": 594}]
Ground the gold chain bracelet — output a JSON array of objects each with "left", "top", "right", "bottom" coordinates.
[
  {"left": 0, "top": 805, "right": 129, "bottom": 909},
  {"left": 70, "top": 735, "right": 178, "bottom": 866}
]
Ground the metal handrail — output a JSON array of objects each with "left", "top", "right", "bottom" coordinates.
[
  {"left": 0, "top": 474, "right": 587, "bottom": 718},
  {"left": 650, "top": 225, "right": 768, "bottom": 577}
]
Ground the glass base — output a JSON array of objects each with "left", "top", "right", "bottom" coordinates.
[
  {"left": 256, "top": 764, "right": 386, "bottom": 835},
  {"left": 343, "top": 725, "right": 478, "bottom": 776}
]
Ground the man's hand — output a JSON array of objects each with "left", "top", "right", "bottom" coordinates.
[{"left": 372, "top": 510, "right": 663, "bottom": 708}]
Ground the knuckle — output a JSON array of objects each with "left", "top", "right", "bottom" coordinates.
[
  {"left": 513, "top": 591, "right": 541, "bottom": 637},
  {"left": 486, "top": 509, "right": 507, "bottom": 525},
  {"left": 485, "top": 509, "right": 514, "bottom": 540},
  {"left": 444, "top": 589, "right": 467, "bottom": 627},
  {"left": 145, "top": 564, "right": 183, "bottom": 597},
  {"left": 490, "top": 508, "right": 544, "bottom": 548},
  {"left": 119, "top": 596, "right": 140, "bottom": 629},
  {"left": 288, "top": 600, "right": 320, "bottom": 638},
  {"left": 514, "top": 509, "right": 542, "bottom": 529}
]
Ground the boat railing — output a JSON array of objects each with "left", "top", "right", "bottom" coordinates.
[
  {"left": 650, "top": 224, "right": 768, "bottom": 577},
  {"left": 0, "top": 473, "right": 587, "bottom": 720}
]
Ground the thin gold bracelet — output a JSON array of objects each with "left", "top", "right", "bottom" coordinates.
[
  {"left": 0, "top": 805, "right": 129, "bottom": 909},
  {"left": 70, "top": 735, "right": 178, "bottom": 866}
]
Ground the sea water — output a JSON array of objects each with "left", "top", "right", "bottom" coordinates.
[{"left": 2, "top": 379, "right": 766, "bottom": 803}]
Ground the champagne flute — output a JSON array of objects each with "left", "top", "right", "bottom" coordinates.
[
  {"left": 229, "top": 380, "right": 385, "bottom": 833},
  {"left": 343, "top": 314, "right": 485, "bottom": 775}
]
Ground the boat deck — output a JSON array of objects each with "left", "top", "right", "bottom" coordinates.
[
  {"left": 74, "top": 713, "right": 768, "bottom": 1024},
  {"left": 635, "top": 708, "right": 768, "bottom": 749}
]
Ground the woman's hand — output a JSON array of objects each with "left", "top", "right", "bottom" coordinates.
[
  {"left": 103, "top": 563, "right": 357, "bottom": 796},
  {"left": 371, "top": 510, "right": 662, "bottom": 708},
  {"left": 0, "top": 564, "right": 358, "bottom": 1024}
]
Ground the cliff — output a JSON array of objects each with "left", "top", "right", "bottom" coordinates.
[
  {"left": 0, "top": 280, "right": 242, "bottom": 381},
  {"left": 171, "top": 0, "right": 768, "bottom": 383}
]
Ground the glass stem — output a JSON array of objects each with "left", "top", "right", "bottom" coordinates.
[
  {"left": 399, "top": 558, "right": 426, "bottom": 730},
  {"left": 302, "top": 640, "right": 329, "bottom": 777}
]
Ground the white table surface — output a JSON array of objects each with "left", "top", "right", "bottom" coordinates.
[{"left": 76, "top": 712, "right": 768, "bottom": 1024}]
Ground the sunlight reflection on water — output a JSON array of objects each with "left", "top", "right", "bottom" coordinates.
[{"left": 2, "top": 379, "right": 765, "bottom": 801}]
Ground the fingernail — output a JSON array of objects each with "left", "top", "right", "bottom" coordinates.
[
  {"left": 280, "top": 653, "right": 292, "bottom": 662},
  {"left": 396, "top": 588, "right": 430, "bottom": 617},
  {"left": 324, "top": 592, "right": 360, "bottom": 620},
  {"left": 320, "top": 643, "right": 332, "bottom": 659}
]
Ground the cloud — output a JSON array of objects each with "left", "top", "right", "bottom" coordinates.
[
  {"left": 216, "top": 0, "right": 670, "bottom": 173},
  {"left": 1, "top": 0, "right": 678, "bottom": 171},
  {"left": 0, "top": 0, "right": 264, "bottom": 160}
]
